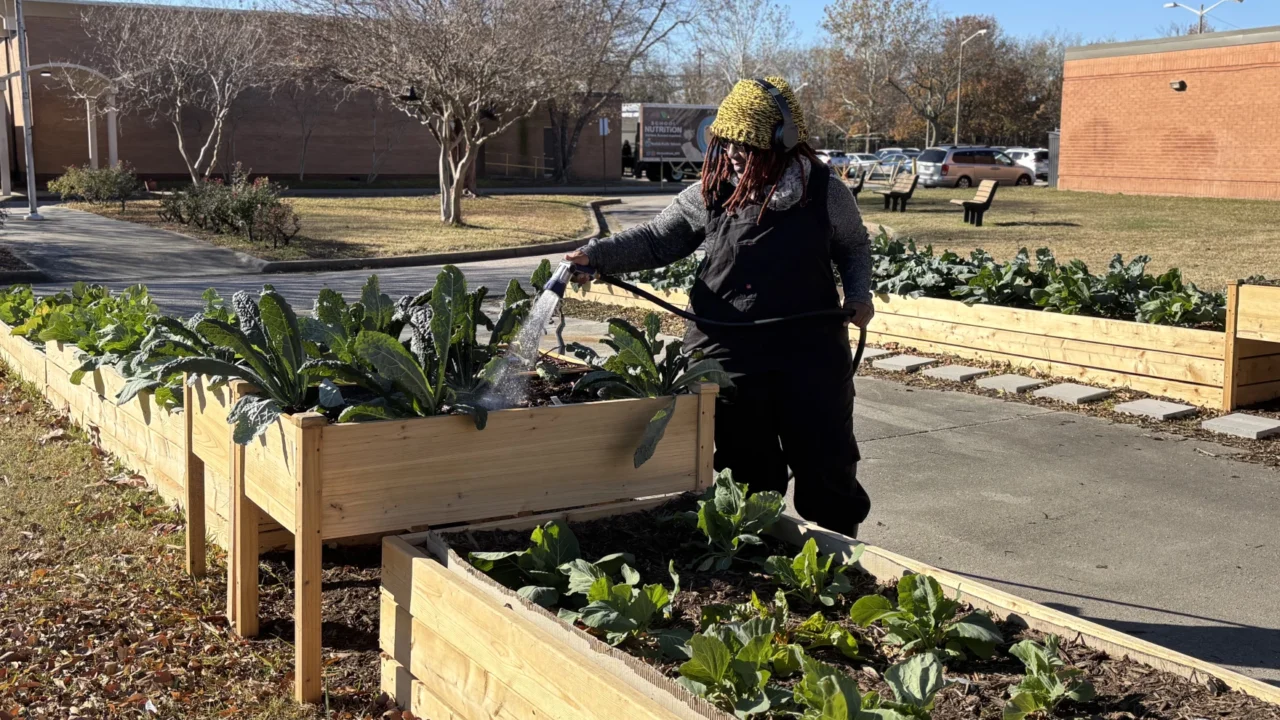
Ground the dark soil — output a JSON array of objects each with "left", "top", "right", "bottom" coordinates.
[
  {"left": 0, "top": 246, "right": 33, "bottom": 272},
  {"left": 447, "top": 498, "right": 1280, "bottom": 720}
]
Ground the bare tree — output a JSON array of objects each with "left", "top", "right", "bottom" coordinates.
[
  {"left": 544, "top": 0, "right": 690, "bottom": 183},
  {"left": 367, "top": 95, "right": 413, "bottom": 184},
  {"left": 284, "top": 0, "right": 563, "bottom": 225},
  {"left": 697, "top": 0, "right": 798, "bottom": 99},
  {"left": 282, "top": 75, "right": 341, "bottom": 182},
  {"left": 73, "top": 4, "right": 278, "bottom": 184}
]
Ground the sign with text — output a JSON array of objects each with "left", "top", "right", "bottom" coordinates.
[{"left": 640, "top": 105, "right": 716, "bottom": 162}]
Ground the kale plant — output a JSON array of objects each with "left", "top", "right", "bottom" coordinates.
[
  {"left": 764, "top": 538, "right": 861, "bottom": 607},
  {"left": 690, "top": 470, "right": 784, "bottom": 571},
  {"left": 1003, "top": 635, "right": 1095, "bottom": 720},
  {"left": 570, "top": 314, "right": 730, "bottom": 467},
  {"left": 849, "top": 574, "right": 1003, "bottom": 661}
]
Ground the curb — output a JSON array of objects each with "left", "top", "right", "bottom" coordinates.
[{"left": 258, "top": 198, "right": 621, "bottom": 275}]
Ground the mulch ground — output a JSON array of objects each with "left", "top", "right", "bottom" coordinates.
[
  {"left": 0, "top": 365, "right": 396, "bottom": 719},
  {"left": 448, "top": 498, "right": 1280, "bottom": 720},
  {"left": 562, "top": 297, "right": 688, "bottom": 337}
]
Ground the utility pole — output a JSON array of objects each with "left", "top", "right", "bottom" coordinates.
[
  {"left": 954, "top": 29, "right": 988, "bottom": 146},
  {"left": 14, "top": 0, "right": 42, "bottom": 219},
  {"left": 1200, "top": 3, "right": 1206, "bottom": 33}
]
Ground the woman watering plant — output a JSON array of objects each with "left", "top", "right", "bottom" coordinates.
[{"left": 567, "top": 77, "right": 874, "bottom": 536}]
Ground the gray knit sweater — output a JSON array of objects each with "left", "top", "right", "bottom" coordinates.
[{"left": 580, "top": 160, "right": 873, "bottom": 306}]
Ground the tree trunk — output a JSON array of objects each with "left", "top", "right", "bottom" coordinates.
[{"left": 298, "top": 128, "right": 312, "bottom": 182}]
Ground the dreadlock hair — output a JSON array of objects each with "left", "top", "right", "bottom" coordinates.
[{"left": 700, "top": 135, "right": 824, "bottom": 222}]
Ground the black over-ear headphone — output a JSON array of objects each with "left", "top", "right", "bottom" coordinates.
[{"left": 752, "top": 78, "right": 799, "bottom": 152}]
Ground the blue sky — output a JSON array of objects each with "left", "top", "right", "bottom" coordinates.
[{"left": 784, "top": 0, "right": 1280, "bottom": 43}]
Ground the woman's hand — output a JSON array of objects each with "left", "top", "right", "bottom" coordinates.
[
  {"left": 563, "top": 250, "right": 595, "bottom": 285},
  {"left": 848, "top": 301, "right": 874, "bottom": 329}
]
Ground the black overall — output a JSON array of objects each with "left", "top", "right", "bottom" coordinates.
[{"left": 686, "top": 165, "right": 870, "bottom": 535}]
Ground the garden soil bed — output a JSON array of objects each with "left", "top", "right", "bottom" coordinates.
[
  {"left": 447, "top": 497, "right": 1280, "bottom": 720},
  {"left": 0, "top": 246, "right": 33, "bottom": 271}
]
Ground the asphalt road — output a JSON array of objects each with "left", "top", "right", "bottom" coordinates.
[{"left": 22, "top": 192, "right": 1280, "bottom": 685}]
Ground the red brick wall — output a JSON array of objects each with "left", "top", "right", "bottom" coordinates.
[
  {"left": 1060, "top": 39, "right": 1280, "bottom": 200},
  {"left": 2, "top": 3, "right": 619, "bottom": 183}
]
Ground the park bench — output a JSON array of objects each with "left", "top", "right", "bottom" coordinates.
[
  {"left": 873, "top": 173, "right": 918, "bottom": 212},
  {"left": 950, "top": 179, "right": 998, "bottom": 226}
]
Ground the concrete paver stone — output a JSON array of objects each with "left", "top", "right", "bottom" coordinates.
[
  {"left": 975, "top": 374, "right": 1044, "bottom": 394},
  {"left": 872, "top": 355, "right": 937, "bottom": 373},
  {"left": 922, "top": 365, "right": 990, "bottom": 382},
  {"left": 1201, "top": 413, "right": 1280, "bottom": 440},
  {"left": 1033, "top": 383, "right": 1112, "bottom": 405},
  {"left": 1116, "top": 399, "right": 1198, "bottom": 420},
  {"left": 859, "top": 347, "right": 894, "bottom": 361}
]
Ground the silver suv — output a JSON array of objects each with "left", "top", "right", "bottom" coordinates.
[{"left": 916, "top": 146, "right": 1035, "bottom": 188}]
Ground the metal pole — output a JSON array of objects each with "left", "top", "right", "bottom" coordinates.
[
  {"left": 15, "top": 0, "right": 41, "bottom": 220},
  {"left": 106, "top": 98, "right": 118, "bottom": 167},
  {"left": 1200, "top": 3, "right": 1206, "bottom": 32},
  {"left": 954, "top": 40, "right": 964, "bottom": 145},
  {"left": 86, "top": 99, "right": 99, "bottom": 169}
]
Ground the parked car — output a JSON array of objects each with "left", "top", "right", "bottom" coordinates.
[
  {"left": 848, "top": 153, "right": 879, "bottom": 175},
  {"left": 815, "top": 149, "right": 852, "bottom": 173},
  {"left": 876, "top": 147, "right": 904, "bottom": 159},
  {"left": 915, "top": 146, "right": 1035, "bottom": 188},
  {"left": 1005, "top": 147, "right": 1050, "bottom": 181},
  {"left": 869, "top": 153, "right": 915, "bottom": 180}
]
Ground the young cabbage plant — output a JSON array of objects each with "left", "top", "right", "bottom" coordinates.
[
  {"left": 849, "top": 574, "right": 1003, "bottom": 661},
  {"left": 765, "top": 538, "right": 861, "bottom": 607},
  {"left": 1002, "top": 635, "right": 1095, "bottom": 720},
  {"left": 690, "top": 470, "right": 785, "bottom": 571},
  {"left": 558, "top": 561, "right": 688, "bottom": 655},
  {"left": 700, "top": 589, "right": 860, "bottom": 661},
  {"left": 467, "top": 520, "right": 632, "bottom": 609},
  {"left": 792, "top": 655, "right": 866, "bottom": 720},
  {"left": 570, "top": 314, "right": 731, "bottom": 467},
  {"left": 677, "top": 621, "right": 802, "bottom": 719},
  {"left": 861, "top": 652, "right": 950, "bottom": 719}
]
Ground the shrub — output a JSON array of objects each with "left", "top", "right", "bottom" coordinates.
[
  {"left": 47, "top": 163, "right": 141, "bottom": 210},
  {"left": 157, "top": 165, "right": 301, "bottom": 247}
]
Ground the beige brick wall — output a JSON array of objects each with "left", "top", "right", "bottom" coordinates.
[
  {"left": 1060, "top": 39, "right": 1280, "bottom": 200},
  {"left": 2, "top": 3, "right": 619, "bottom": 183}
]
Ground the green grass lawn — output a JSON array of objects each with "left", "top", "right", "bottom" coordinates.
[
  {"left": 74, "top": 194, "right": 599, "bottom": 262},
  {"left": 857, "top": 185, "right": 1280, "bottom": 290}
]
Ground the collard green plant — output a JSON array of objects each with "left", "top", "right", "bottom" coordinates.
[
  {"left": 792, "top": 655, "right": 866, "bottom": 720},
  {"left": 765, "top": 538, "right": 861, "bottom": 607},
  {"left": 677, "top": 621, "right": 801, "bottom": 719},
  {"left": 862, "top": 653, "right": 950, "bottom": 719},
  {"left": 849, "top": 574, "right": 1003, "bottom": 661},
  {"left": 0, "top": 284, "right": 40, "bottom": 327},
  {"left": 571, "top": 314, "right": 731, "bottom": 467},
  {"left": 558, "top": 561, "right": 686, "bottom": 653},
  {"left": 619, "top": 253, "right": 701, "bottom": 292},
  {"left": 690, "top": 470, "right": 784, "bottom": 571},
  {"left": 467, "top": 520, "right": 633, "bottom": 609},
  {"left": 1002, "top": 635, "right": 1095, "bottom": 720}
]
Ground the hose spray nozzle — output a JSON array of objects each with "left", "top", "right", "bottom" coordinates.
[{"left": 545, "top": 260, "right": 594, "bottom": 297}]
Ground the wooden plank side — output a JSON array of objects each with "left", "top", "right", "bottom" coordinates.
[
  {"left": 866, "top": 328, "right": 1224, "bottom": 406},
  {"left": 1233, "top": 380, "right": 1280, "bottom": 408},
  {"left": 319, "top": 396, "right": 700, "bottom": 540},
  {"left": 770, "top": 519, "right": 1280, "bottom": 707},
  {"left": 409, "top": 616, "right": 547, "bottom": 720},
  {"left": 869, "top": 311, "right": 1224, "bottom": 386},
  {"left": 243, "top": 417, "right": 299, "bottom": 531},
  {"left": 873, "top": 294, "right": 1225, "bottom": 359},
  {"left": 1235, "top": 284, "right": 1280, "bottom": 344},
  {"left": 408, "top": 554, "right": 689, "bottom": 720},
  {"left": 189, "top": 378, "right": 233, "bottom": 483},
  {"left": 1235, "top": 353, "right": 1280, "bottom": 386}
]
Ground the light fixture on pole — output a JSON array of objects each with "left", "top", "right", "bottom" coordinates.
[
  {"left": 954, "top": 28, "right": 988, "bottom": 146},
  {"left": 1163, "top": 0, "right": 1244, "bottom": 34},
  {"left": 14, "top": 0, "right": 42, "bottom": 220}
]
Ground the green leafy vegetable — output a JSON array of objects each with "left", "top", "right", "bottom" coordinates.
[
  {"left": 765, "top": 538, "right": 861, "bottom": 607},
  {"left": 1002, "top": 635, "right": 1095, "bottom": 720},
  {"left": 691, "top": 469, "right": 784, "bottom": 571},
  {"left": 677, "top": 622, "right": 800, "bottom": 718},
  {"left": 849, "top": 574, "right": 1003, "bottom": 661}
]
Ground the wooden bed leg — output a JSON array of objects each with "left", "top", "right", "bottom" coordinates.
[
  {"left": 183, "top": 379, "right": 207, "bottom": 577},
  {"left": 694, "top": 383, "right": 719, "bottom": 493},
  {"left": 1223, "top": 281, "right": 1241, "bottom": 411},
  {"left": 294, "top": 415, "right": 326, "bottom": 704},
  {"left": 231, "top": 445, "right": 260, "bottom": 639}
]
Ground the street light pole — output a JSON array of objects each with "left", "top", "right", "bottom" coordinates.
[
  {"left": 14, "top": 0, "right": 42, "bottom": 220},
  {"left": 953, "top": 29, "right": 988, "bottom": 146},
  {"left": 1163, "top": 0, "right": 1244, "bottom": 33}
]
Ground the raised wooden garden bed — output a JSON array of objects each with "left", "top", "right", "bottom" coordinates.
[
  {"left": 581, "top": 280, "right": 1280, "bottom": 410},
  {"left": 381, "top": 498, "right": 1280, "bottom": 719},
  {"left": 184, "top": 373, "right": 718, "bottom": 702}
]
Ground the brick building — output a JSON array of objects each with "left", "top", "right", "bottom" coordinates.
[
  {"left": 1059, "top": 27, "right": 1280, "bottom": 200},
  {"left": 0, "top": 0, "right": 620, "bottom": 185}
]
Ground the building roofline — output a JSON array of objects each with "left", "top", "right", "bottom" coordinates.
[{"left": 1066, "top": 24, "right": 1280, "bottom": 61}]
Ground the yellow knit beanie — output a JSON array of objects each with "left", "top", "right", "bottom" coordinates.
[{"left": 708, "top": 76, "right": 809, "bottom": 151}]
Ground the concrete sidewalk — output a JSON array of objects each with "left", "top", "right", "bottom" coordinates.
[
  {"left": 835, "top": 379, "right": 1280, "bottom": 685},
  {"left": 2, "top": 206, "right": 262, "bottom": 282}
]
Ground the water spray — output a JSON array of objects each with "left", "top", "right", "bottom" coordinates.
[{"left": 545, "top": 261, "right": 869, "bottom": 371}]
